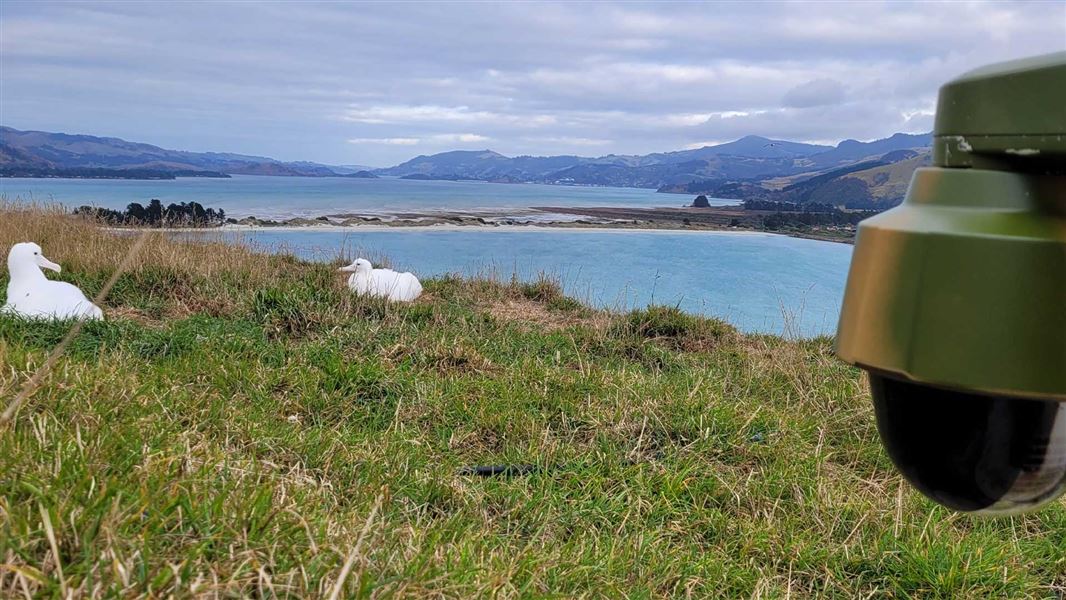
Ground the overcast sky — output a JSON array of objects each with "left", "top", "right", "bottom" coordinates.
[{"left": 2, "top": 1, "right": 1063, "bottom": 167}]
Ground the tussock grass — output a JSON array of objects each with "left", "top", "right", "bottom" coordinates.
[{"left": 1, "top": 206, "right": 1064, "bottom": 598}]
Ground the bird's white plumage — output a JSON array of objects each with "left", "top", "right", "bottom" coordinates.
[
  {"left": 339, "top": 258, "right": 422, "bottom": 302},
  {"left": 2, "top": 242, "right": 104, "bottom": 321}
]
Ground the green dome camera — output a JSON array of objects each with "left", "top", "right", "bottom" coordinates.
[{"left": 836, "top": 53, "right": 1066, "bottom": 514}]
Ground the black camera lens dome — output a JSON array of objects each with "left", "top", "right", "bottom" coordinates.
[{"left": 869, "top": 374, "right": 1066, "bottom": 514}]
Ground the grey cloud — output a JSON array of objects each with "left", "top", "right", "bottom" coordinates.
[
  {"left": 1, "top": 1, "right": 1063, "bottom": 166},
  {"left": 783, "top": 79, "right": 846, "bottom": 108}
]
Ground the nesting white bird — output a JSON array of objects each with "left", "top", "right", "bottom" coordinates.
[
  {"left": 339, "top": 258, "right": 422, "bottom": 302},
  {"left": 2, "top": 242, "right": 104, "bottom": 321}
]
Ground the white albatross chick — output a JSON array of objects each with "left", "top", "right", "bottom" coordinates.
[
  {"left": 2, "top": 242, "right": 104, "bottom": 321},
  {"left": 339, "top": 258, "right": 422, "bottom": 302}
]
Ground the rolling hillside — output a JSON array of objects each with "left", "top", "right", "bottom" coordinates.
[
  {"left": 838, "top": 152, "right": 932, "bottom": 207},
  {"left": 802, "top": 133, "right": 931, "bottom": 169},
  {"left": 0, "top": 127, "right": 345, "bottom": 178},
  {"left": 661, "top": 149, "right": 932, "bottom": 208}
]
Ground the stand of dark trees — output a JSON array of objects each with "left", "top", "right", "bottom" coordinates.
[
  {"left": 761, "top": 209, "right": 879, "bottom": 230},
  {"left": 74, "top": 199, "right": 226, "bottom": 227},
  {"left": 840, "top": 198, "right": 901, "bottom": 210},
  {"left": 742, "top": 200, "right": 841, "bottom": 213},
  {"left": 741, "top": 199, "right": 879, "bottom": 230}
]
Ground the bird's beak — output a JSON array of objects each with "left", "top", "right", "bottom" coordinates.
[
  {"left": 338, "top": 265, "right": 356, "bottom": 272},
  {"left": 37, "top": 255, "right": 61, "bottom": 273}
]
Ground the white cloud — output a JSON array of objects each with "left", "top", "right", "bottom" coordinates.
[
  {"left": 661, "top": 110, "right": 762, "bottom": 127},
  {"left": 347, "top": 133, "right": 489, "bottom": 146},
  {"left": 524, "top": 136, "right": 612, "bottom": 146},
  {"left": 343, "top": 105, "right": 555, "bottom": 127},
  {"left": 348, "top": 137, "right": 421, "bottom": 145},
  {"left": 783, "top": 78, "right": 847, "bottom": 108},
  {"left": 682, "top": 141, "right": 728, "bottom": 150},
  {"left": 343, "top": 105, "right": 485, "bottom": 124},
  {"left": 429, "top": 133, "right": 490, "bottom": 143}
]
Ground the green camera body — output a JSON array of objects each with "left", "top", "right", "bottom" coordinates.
[{"left": 836, "top": 53, "right": 1066, "bottom": 514}]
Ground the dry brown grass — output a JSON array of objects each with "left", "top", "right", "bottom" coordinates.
[
  {"left": 482, "top": 296, "right": 606, "bottom": 332},
  {"left": 0, "top": 201, "right": 361, "bottom": 320},
  {"left": 2, "top": 202, "right": 270, "bottom": 276}
]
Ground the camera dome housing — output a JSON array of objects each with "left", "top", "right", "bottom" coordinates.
[
  {"left": 836, "top": 53, "right": 1066, "bottom": 514},
  {"left": 870, "top": 374, "right": 1066, "bottom": 513}
]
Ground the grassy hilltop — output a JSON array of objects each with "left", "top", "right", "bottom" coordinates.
[{"left": 0, "top": 206, "right": 1063, "bottom": 598}]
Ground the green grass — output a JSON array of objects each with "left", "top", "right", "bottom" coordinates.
[{"left": 1, "top": 216, "right": 1064, "bottom": 597}]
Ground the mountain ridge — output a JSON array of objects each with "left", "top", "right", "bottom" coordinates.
[
  {"left": 0, "top": 126, "right": 349, "bottom": 178},
  {"left": 0, "top": 125, "right": 931, "bottom": 191},
  {"left": 376, "top": 133, "right": 930, "bottom": 188}
]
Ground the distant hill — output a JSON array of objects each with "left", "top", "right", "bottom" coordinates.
[
  {"left": 342, "top": 170, "right": 379, "bottom": 179},
  {"left": 586, "top": 135, "right": 831, "bottom": 169},
  {"left": 378, "top": 150, "right": 516, "bottom": 178},
  {"left": 0, "top": 126, "right": 345, "bottom": 178},
  {"left": 0, "top": 125, "right": 932, "bottom": 191},
  {"left": 548, "top": 155, "right": 800, "bottom": 188},
  {"left": 804, "top": 132, "right": 932, "bottom": 169},
  {"left": 377, "top": 133, "right": 931, "bottom": 189},
  {"left": 329, "top": 164, "right": 377, "bottom": 175},
  {"left": 639, "top": 135, "right": 830, "bottom": 164},
  {"left": 374, "top": 136, "right": 833, "bottom": 184},
  {"left": 660, "top": 148, "right": 932, "bottom": 208},
  {"left": 831, "top": 151, "right": 932, "bottom": 207},
  {"left": 0, "top": 165, "right": 229, "bottom": 180}
]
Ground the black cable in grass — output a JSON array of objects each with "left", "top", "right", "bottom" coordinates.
[
  {"left": 458, "top": 459, "right": 642, "bottom": 477},
  {"left": 458, "top": 464, "right": 544, "bottom": 477},
  {"left": 1, "top": 231, "right": 154, "bottom": 427}
]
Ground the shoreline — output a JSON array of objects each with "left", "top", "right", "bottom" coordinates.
[
  {"left": 107, "top": 205, "right": 856, "bottom": 245},
  {"left": 123, "top": 222, "right": 787, "bottom": 237}
]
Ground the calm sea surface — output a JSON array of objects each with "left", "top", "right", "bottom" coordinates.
[
  {"left": 0, "top": 174, "right": 733, "bottom": 219},
  {"left": 2, "top": 176, "right": 853, "bottom": 336}
]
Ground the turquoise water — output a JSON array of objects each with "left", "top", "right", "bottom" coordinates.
[
  {"left": 3, "top": 175, "right": 852, "bottom": 336},
  {"left": 0, "top": 174, "right": 730, "bottom": 219},
  {"left": 203, "top": 228, "right": 852, "bottom": 337}
]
